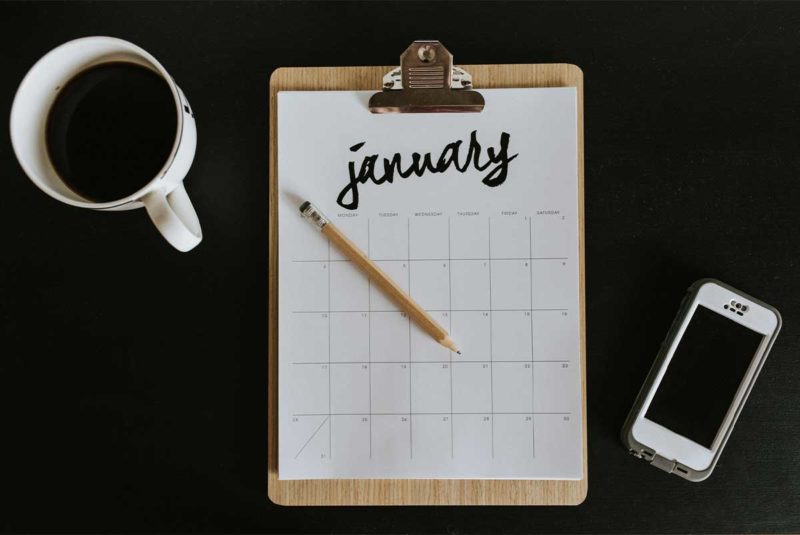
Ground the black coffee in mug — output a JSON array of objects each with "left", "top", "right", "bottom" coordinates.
[{"left": 46, "top": 62, "right": 178, "bottom": 202}]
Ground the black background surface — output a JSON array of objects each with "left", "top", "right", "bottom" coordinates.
[{"left": 1, "top": 2, "right": 799, "bottom": 533}]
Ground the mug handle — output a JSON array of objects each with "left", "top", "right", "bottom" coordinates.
[{"left": 142, "top": 183, "right": 202, "bottom": 252}]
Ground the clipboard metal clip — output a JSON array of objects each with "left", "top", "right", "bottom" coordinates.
[{"left": 369, "top": 40, "right": 485, "bottom": 114}]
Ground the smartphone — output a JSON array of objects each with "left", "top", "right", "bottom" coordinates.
[{"left": 622, "top": 279, "right": 781, "bottom": 481}]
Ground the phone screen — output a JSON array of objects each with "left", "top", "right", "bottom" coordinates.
[{"left": 645, "top": 304, "right": 764, "bottom": 448}]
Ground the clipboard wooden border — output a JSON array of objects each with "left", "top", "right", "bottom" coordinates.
[{"left": 268, "top": 63, "right": 586, "bottom": 506}]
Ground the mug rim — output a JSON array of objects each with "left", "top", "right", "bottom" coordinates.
[{"left": 9, "top": 35, "right": 186, "bottom": 209}]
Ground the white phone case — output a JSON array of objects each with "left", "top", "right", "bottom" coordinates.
[{"left": 621, "top": 279, "right": 782, "bottom": 481}]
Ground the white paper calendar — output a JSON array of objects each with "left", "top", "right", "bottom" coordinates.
[{"left": 277, "top": 88, "right": 583, "bottom": 480}]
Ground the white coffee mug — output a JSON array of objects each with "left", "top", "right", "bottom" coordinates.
[{"left": 10, "top": 36, "right": 202, "bottom": 252}]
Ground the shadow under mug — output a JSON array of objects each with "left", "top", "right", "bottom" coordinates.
[{"left": 10, "top": 36, "right": 202, "bottom": 252}]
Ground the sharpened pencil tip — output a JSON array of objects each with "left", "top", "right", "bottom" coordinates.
[
  {"left": 456, "top": 350, "right": 462, "bottom": 355},
  {"left": 440, "top": 336, "right": 460, "bottom": 354}
]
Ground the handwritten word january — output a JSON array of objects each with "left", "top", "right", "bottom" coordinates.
[{"left": 336, "top": 130, "right": 518, "bottom": 210}]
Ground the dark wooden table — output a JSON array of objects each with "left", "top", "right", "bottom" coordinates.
[{"left": 2, "top": 2, "right": 799, "bottom": 532}]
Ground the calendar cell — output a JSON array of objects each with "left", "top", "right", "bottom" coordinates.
[
  {"left": 412, "top": 414, "right": 452, "bottom": 461},
  {"left": 330, "top": 363, "right": 370, "bottom": 414},
  {"left": 330, "top": 312, "right": 369, "bottom": 363},
  {"left": 371, "top": 362, "right": 411, "bottom": 414},
  {"left": 494, "top": 413, "right": 534, "bottom": 458},
  {"left": 489, "top": 216, "right": 531, "bottom": 259},
  {"left": 532, "top": 214, "right": 571, "bottom": 259},
  {"left": 491, "top": 310, "right": 533, "bottom": 361},
  {"left": 451, "top": 362, "right": 492, "bottom": 413},
  {"left": 287, "top": 312, "right": 329, "bottom": 363},
  {"left": 370, "top": 311, "right": 410, "bottom": 362},
  {"left": 450, "top": 311, "right": 491, "bottom": 361},
  {"left": 370, "top": 261, "right": 409, "bottom": 311},
  {"left": 287, "top": 363, "right": 329, "bottom": 415},
  {"left": 330, "top": 217, "right": 368, "bottom": 260},
  {"left": 492, "top": 361, "right": 533, "bottom": 413},
  {"left": 533, "top": 362, "right": 576, "bottom": 413},
  {"left": 409, "top": 260, "right": 450, "bottom": 310},
  {"left": 450, "top": 260, "right": 490, "bottom": 310},
  {"left": 410, "top": 311, "right": 450, "bottom": 362},
  {"left": 452, "top": 414, "right": 493, "bottom": 459},
  {"left": 289, "top": 225, "right": 329, "bottom": 261},
  {"left": 410, "top": 362, "right": 452, "bottom": 413},
  {"left": 409, "top": 216, "right": 449, "bottom": 260},
  {"left": 289, "top": 261, "right": 329, "bottom": 311},
  {"left": 285, "top": 414, "right": 329, "bottom": 461},
  {"left": 531, "top": 260, "right": 573, "bottom": 309},
  {"left": 449, "top": 217, "right": 490, "bottom": 259},
  {"left": 489, "top": 259, "right": 532, "bottom": 310},
  {"left": 371, "top": 414, "right": 411, "bottom": 460},
  {"left": 330, "top": 260, "right": 369, "bottom": 311},
  {"left": 331, "top": 414, "right": 371, "bottom": 460},
  {"left": 368, "top": 217, "right": 409, "bottom": 260},
  {"left": 533, "top": 312, "right": 577, "bottom": 360}
]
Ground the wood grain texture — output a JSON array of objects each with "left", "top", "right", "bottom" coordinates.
[{"left": 268, "top": 63, "right": 586, "bottom": 506}]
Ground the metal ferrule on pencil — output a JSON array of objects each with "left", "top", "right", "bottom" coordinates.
[{"left": 298, "top": 201, "right": 329, "bottom": 231}]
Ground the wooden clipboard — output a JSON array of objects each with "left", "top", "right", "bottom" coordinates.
[{"left": 268, "top": 42, "right": 586, "bottom": 506}]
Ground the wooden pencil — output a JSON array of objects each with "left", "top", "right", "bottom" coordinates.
[{"left": 299, "top": 200, "right": 460, "bottom": 354}]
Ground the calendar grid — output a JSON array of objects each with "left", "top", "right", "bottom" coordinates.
[
  {"left": 293, "top": 308, "right": 568, "bottom": 313},
  {"left": 293, "top": 360, "right": 569, "bottom": 365},
  {"left": 327, "top": 239, "right": 331, "bottom": 460},
  {"left": 367, "top": 218, "right": 372, "bottom": 459},
  {"left": 488, "top": 217, "right": 495, "bottom": 458},
  {"left": 292, "top": 257, "right": 568, "bottom": 262},
  {"left": 286, "top": 214, "right": 575, "bottom": 465},
  {"left": 529, "top": 216, "right": 536, "bottom": 458},
  {"left": 407, "top": 218, "right": 413, "bottom": 459},
  {"left": 448, "top": 217, "right": 454, "bottom": 458},
  {"left": 294, "top": 412, "right": 571, "bottom": 416}
]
